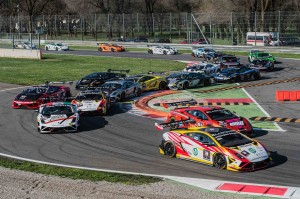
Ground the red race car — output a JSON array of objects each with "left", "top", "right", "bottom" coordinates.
[
  {"left": 164, "top": 100, "right": 255, "bottom": 137},
  {"left": 12, "top": 84, "right": 71, "bottom": 109}
]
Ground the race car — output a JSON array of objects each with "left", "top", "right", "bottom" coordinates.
[
  {"left": 218, "top": 54, "right": 240, "bottom": 69},
  {"left": 248, "top": 50, "right": 276, "bottom": 63},
  {"left": 71, "top": 89, "right": 110, "bottom": 115},
  {"left": 125, "top": 74, "right": 167, "bottom": 91},
  {"left": 191, "top": 47, "right": 217, "bottom": 58},
  {"left": 164, "top": 100, "right": 255, "bottom": 137},
  {"left": 75, "top": 69, "right": 129, "bottom": 90},
  {"left": 249, "top": 59, "right": 275, "bottom": 71},
  {"left": 37, "top": 102, "right": 80, "bottom": 133},
  {"left": 45, "top": 43, "right": 69, "bottom": 51},
  {"left": 155, "top": 120, "right": 271, "bottom": 172},
  {"left": 97, "top": 43, "right": 125, "bottom": 52},
  {"left": 12, "top": 84, "right": 72, "bottom": 109},
  {"left": 14, "top": 41, "right": 36, "bottom": 49},
  {"left": 100, "top": 79, "right": 142, "bottom": 102},
  {"left": 184, "top": 62, "right": 220, "bottom": 77},
  {"left": 214, "top": 66, "right": 261, "bottom": 83},
  {"left": 148, "top": 45, "right": 178, "bottom": 55},
  {"left": 166, "top": 72, "right": 211, "bottom": 90}
]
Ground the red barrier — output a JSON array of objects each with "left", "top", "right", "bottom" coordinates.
[{"left": 276, "top": 90, "right": 300, "bottom": 101}]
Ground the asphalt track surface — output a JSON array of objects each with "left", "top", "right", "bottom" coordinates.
[{"left": 0, "top": 50, "right": 299, "bottom": 187}]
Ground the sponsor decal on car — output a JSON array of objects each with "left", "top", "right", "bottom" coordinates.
[{"left": 249, "top": 148, "right": 256, "bottom": 154}]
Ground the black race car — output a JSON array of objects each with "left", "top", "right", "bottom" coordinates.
[
  {"left": 166, "top": 72, "right": 211, "bottom": 90},
  {"left": 214, "top": 66, "right": 261, "bottom": 83},
  {"left": 75, "top": 69, "right": 129, "bottom": 90},
  {"left": 218, "top": 54, "right": 240, "bottom": 69}
]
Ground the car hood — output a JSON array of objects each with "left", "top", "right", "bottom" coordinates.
[
  {"left": 15, "top": 94, "right": 42, "bottom": 101},
  {"left": 229, "top": 143, "right": 269, "bottom": 162}
]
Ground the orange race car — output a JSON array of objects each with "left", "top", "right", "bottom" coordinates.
[{"left": 97, "top": 43, "right": 125, "bottom": 52}]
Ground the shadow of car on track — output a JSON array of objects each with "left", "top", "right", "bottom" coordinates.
[
  {"left": 269, "top": 151, "right": 288, "bottom": 168},
  {"left": 79, "top": 116, "right": 108, "bottom": 132},
  {"left": 252, "top": 128, "right": 268, "bottom": 138}
]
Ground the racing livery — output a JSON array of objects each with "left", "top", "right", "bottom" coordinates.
[
  {"left": 156, "top": 122, "right": 271, "bottom": 172},
  {"left": 148, "top": 45, "right": 178, "bottom": 55},
  {"left": 126, "top": 74, "right": 167, "bottom": 91},
  {"left": 45, "top": 43, "right": 69, "bottom": 51},
  {"left": 101, "top": 80, "right": 142, "bottom": 102},
  {"left": 214, "top": 66, "right": 261, "bottom": 83},
  {"left": 248, "top": 50, "right": 276, "bottom": 63},
  {"left": 191, "top": 47, "right": 217, "bottom": 58},
  {"left": 249, "top": 59, "right": 275, "bottom": 72},
  {"left": 218, "top": 54, "right": 240, "bottom": 69},
  {"left": 184, "top": 62, "right": 220, "bottom": 77},
  {"left": 72, "top": 89, "right": 110, "bottom": 115},
  {"left": 75, "top": 69, "right": 129, "bottom": 90},
  {"left": 164, "top": 101, "right": 255, "bottom": 137},
  {"left": 12, "top": 84, "right": 71, "bottom": 109},
  {"left": 37, "top": 102, "right": 80, "bottom": 133},
  {"left": 166, "top": 72, "right": 211, "bottom": 90},
  {"left": 97, "top": 43, "right": 125, "bottom": 52},
  {"left": 15, "top": 41, "right": 36, "bottom": 49}
]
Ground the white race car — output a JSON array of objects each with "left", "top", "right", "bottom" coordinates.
[
  {"left": 184, "top": 62, "right": 220, "bottom": 76},
  {"left": 45, "top": 43, "right": 69, "bottom": 51},
  {"left": 15, "top": 41, "right": 36, "bottom": 49},
  {"left": 148, "top": 45, "right": 178, "bottom": 55},
  {"left": 37, "top": 102, "right": 80, "bottom": 133},
  {"left": 72, "top": 89, "right": 110, "bottom": 115}
]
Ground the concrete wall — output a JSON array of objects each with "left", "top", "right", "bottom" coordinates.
[{"left": 0, "top": 48, "right": 42, "bottom": 60}]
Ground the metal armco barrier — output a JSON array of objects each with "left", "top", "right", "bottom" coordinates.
[
  {"left": 249, "top": 117, "right": 300, "bottom": 123},
  {"left": 276, "top": 90, "right": 300, "bottom": 101}
]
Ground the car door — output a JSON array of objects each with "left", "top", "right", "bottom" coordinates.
[
  {"left": 187, "top": 73, "right": 200, "bottom": 87},
  {"left": 181, "top": 133, "right": 215, "bottom": 163}
]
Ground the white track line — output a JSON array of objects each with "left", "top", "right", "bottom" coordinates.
[{"left": 240, "top": 85, "right": 285, "bottom": 132}]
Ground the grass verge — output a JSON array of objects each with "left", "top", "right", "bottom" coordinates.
[
  {"left": 0, "top": 156, "right": 161, "bottom": 185},
  {"left": 0, "top": 54, "right": 185, "bottom": 85}
]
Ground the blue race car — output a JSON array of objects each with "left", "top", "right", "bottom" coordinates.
[{"left": 214, "top": 66, "right": 261, "bottom": 83}]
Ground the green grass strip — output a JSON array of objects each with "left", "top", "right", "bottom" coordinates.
[{"left": 0, "top": 156, "right": 161, "bottom": 185}]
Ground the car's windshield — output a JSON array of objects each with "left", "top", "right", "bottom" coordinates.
[
  {"left": 220, "top": 68, "right": 237, "bottom": 74},
  {"left": 168, "top": 73, "right": 183, "bottom": 78},
  {"left": 257, "top": 53, "right": 269, "bottom": 57},
  {"left": 204, "top": 49, "right": 214, "bottom": 53},
  {"left": 55, "top": 43, "right": 63, "bottom": 46},
  {"left": 22, "top": 87, "right": 47, "bottom": 95},
  {"left": 76, "top": 93, "right": 103, "bottom": 100},
  {"left": 189, "top": 65, "right": 205, "bottom": 70},
  {"left": 205, "top": 128, "right": 252, "bottom": 147},
  {"left": 222, "top": 56, "right": 238, "bottom": 62},
  {"left": 205, "top": 109, "right": 236, "bottom": 120},
  {"left": 42, "top": 105, "right": 74, "bottom": 115},
  {"left": 101, "top": 82, "right": 122, "bottom": 89}
]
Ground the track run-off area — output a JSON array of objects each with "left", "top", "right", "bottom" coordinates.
[{"left": 0, "top": 50, "right": 300, "bottom": 194}]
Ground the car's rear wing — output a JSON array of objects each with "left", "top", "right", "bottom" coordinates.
[
  {"left": 155, "top": 119, "right": 196, "bottom": 131},
  {"left": 162, "top": 99, "right": 197, "bottom": 109},
  {"left": 44, "top": 81, "right": 74, "bottom": 85},
  {"left": 107, "top": 69, "right": 130, "bottom": 73}
]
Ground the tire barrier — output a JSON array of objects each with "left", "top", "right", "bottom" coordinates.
[
  {"left": 249, "top": 117, "right": 300, "bottom": 123},
  {"left": 153, "top": 102, "right": 250, "bottom": 106},
  {"left": 194, "top": 77, "right": 300, "bottom": 93},
  {"left": 134, "top": 90, "right": 180, "bottom": 117},
  {"left": 276, "top": 90, "right": 300, "bottom": 101}
]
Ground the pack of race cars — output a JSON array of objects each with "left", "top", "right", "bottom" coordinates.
[{"left": 12, "top": 46, "right": 277, "bottom": 172}]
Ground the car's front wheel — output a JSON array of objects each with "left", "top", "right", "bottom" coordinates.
[
  {"left": 45, "top": 46, "right": 49, "bottom": 51},
  {"left": 148, "top": 49, "right": 153, "bottom": 54},
  {"left": 213, "top": 153, "right": 227, "bottom": 169},
  {"left": 164, "top": 141, "right": 176, "bottom": 158},
  {"left": 158, "top": 81, "right": 167, "bottom": 90}
]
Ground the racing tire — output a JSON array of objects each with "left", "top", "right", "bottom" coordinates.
[
  {"left": 111, "top": 48, "right": 115, "bottom": 52},
  {"left": 203, "top": 79, "right": 211, "bottom": 86},
  {"left": 267, "top": 63, "right": 275, "bottom": 72},
  {"left": 99, "top": 47, "right": 103, "bottom": 52},
  {"left": 169, "top": 118, "right": 179, "bottom": 130},
  {"left": 148, "top": 49, "right": 153, "bottom": 54},
  {"left": 213, "top": 153, "right": 227, "bottom": 169},
  {"left": 136, "top": 88, "right": 142, "bottom": 96},
  {"left": 235, "top": 76, "right": 241, "bottom": 82},
  {"left": 191, "top": 53, "right": 195, "bottom": 57},
  {"left": 45, "top": 46, "right": 49, "bottom": 51},
  {"left": 55, "top": 47, "right": 58, "bottom": 51},
  {"left": 182, "top": 82, "right": 189, "bottom": 90},
  {"left": 253, "top": 73, "right": 261, "bottom": 80},
  {"left": 120, "top": 92, "right": 126, "bottom": 102},
  {"left": 158, "top": 81, "right": 167, "bottom": 90},
  {"left": 163, "top": 51, "right": 167, "bottom": 55},
  {"left": 164, "top": 141, "right": 176, "bottom": 158}
]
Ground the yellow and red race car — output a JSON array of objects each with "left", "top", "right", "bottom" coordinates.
[
  {"left": 126, "top": 74, "right": 167, "bottom": 91},
  {"left": 97, "top": 43, "right": 125, "bottom": 52},
  {"left": 155, "top": 120, "right": 272, "bottom": 172}
]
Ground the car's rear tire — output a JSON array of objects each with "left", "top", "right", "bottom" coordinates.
[
  {"left": 99, "top": 47, "right": 102, "bottom": 52},
  {"left": 148, "top": 49, "right": 153, "bottom": 54},
  {"left": 55, "top": 47, "right": 58, "bottom": 51},
  {"left": 235, "top": 76, "right": 241, "bottom": 82},
  {"left": 169, "top": 117, "right": 179, "bottom": 130},
  {"left": 213, "top": 153, "right": 227, "bottom": 169},
  {"left": 182, "top": 82, "right": 189, "bottom": 90},
  {"left": 111, "top": 48, "right": 115, "bottom": 52},
  {"left": 158, "top": 81, "right": 167, "bottom": 90},
  {"left": 45, "top": 46, "right": 49, "bottom": 51},
  {"left": 164, "top": 141, "right": 176, "bottom": 158},
  {"left": 204, "top": 79, "right": 211, "bottom": 86},
  {"left": 163, "top": 51, "right": 167, "bottom": 55}
]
